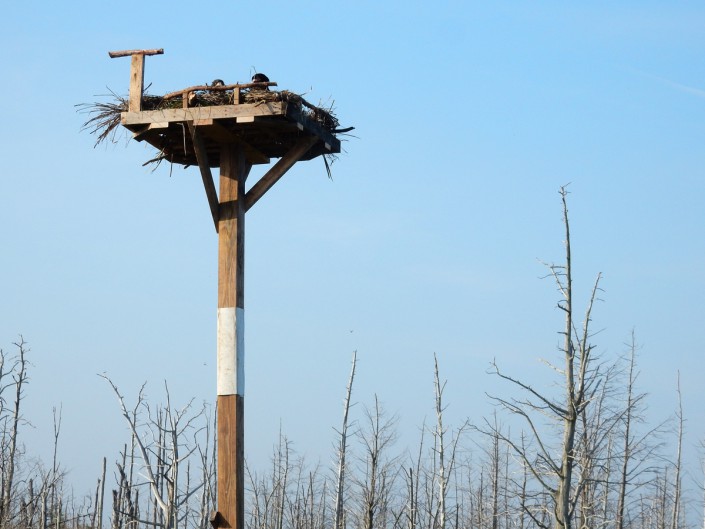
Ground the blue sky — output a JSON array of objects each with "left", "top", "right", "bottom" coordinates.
[{"left": 1, "top": 1, "right": 704, "bottom": 502}]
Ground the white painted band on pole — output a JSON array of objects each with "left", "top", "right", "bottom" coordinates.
[{"left": 217, "top": 307, "right": 245, "bottom": 396}]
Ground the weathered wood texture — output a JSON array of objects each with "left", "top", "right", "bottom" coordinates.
[
  {"left": 129, "top": 54, "right": 145, "bottom": 113},
  {"left": 218, "top": 147, "right": 249, "bottom": 309},
  {"left": 122, "top": 103, "right": 287, "bottom": 125},
  {"left": 108, "top": 48, "right": 164, "bottom": 58},
  {"left": 215, "top": 147, "right": 250, "bottom": 529},
  {"left": 216, "top": 394, "right": 244, "bottom": 529}
]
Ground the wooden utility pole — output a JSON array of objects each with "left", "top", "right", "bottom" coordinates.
[
  {"left": 214, "top": 146, "right": 250, "bottom": 529},
  {"left": 107, "top": 49, "right": 342, "bottom": 529}
]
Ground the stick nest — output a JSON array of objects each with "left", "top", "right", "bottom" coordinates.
[{"left": 78, "top": 87, "right": 341, "bottom": 148}]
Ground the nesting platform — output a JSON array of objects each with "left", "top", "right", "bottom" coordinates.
[
  {"left": 91, "top": 49, "right": 350, "bottom": 529},
  {"left": 123, "top": 93, "right": 341, "bottom": 167}
]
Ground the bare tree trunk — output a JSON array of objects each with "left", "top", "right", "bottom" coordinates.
[
  {"left": 549, "top": 190, "right": 602, "bottom": 529},
  {"left": 1, "top": 338, "right": 29, "bottom": 524},
  {"left": 601, "top": 435, "right": 613, "bottom": 527},
  {"left": 50, "top": 405, "right": 62, "bottom": 529},
  {"left": 407, "top": 425, "right": 425, "bottom": 529},
  {"left": 275, "top": 428, "right": 290, "bottom": 529},
  {"left": 100, "top": 457, "right": 107, "bottom": 529},
  {"left": 554, "top": 189, "right": 576, "bottom": 529},
  {"left": 92, "top": 457, "right": 107, "bottom": 529},
  {"left": 518, "top": 434, "right": 528, "bottom": 529},
  {"left": 702, "top": 453, "right": 705, "bottom": 529},
  {"left": 357, "top": 395, "right": 398, "bottom": 529},
  {"left": 491, "top": 428, "right": 500, "bottom": 529},
  {"left": 433, "top": 354, "right": 447, "bottom": 529},
  {"left": 431, "top": 356, "right": 466, "bottom": 529},
  {"left": 334, "top": 351, "right": 356, "bottom": 529},
  {"left": 670, "top": 373, "right": 683, "bottom": 529},
  {"left": 486, "top": 187, "right": 605, "bottom": 529},
  {"left": 616, "top": 335, "right": 638, "bottom": 529},
  {"left": 503, "top": 440, "right": 511, "bottom": 529}
]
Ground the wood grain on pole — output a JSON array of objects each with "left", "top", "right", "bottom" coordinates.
[
  {"left": 216, "top": 146, "right": 250, "bottom": 529},
  {"left": 128, "top": 54, "right": 145, "bottom": 113},
  {"left": 217, "top": 394, "right": 243, "bottom": 529},
  {"left": 217, "top": 148, "right": 248, "bottom": 309}
]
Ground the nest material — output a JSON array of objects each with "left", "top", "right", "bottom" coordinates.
[{"left": 79, "top": 87, "right": 340, "bottom": 148}]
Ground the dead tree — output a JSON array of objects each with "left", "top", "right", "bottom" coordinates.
[
  {"left": 101, "top": 375, "right": 208, "bottom": 529},
  {"left": 431, "top": 354, "right": 466, "bottom": 529},
  {"left": 404, "top": 423, "right": 426, "bottom": 529},
  {"left": 196, "top": 410, "right": 216, "bottom": 529},
  {"left": 480, "top": 413, "right": 504, "bottom": 529},
  {"left": 615, "top": 339, "right": 638, "bottom": 529},
  {"left": 574, "top": 362, "right": 621, "bottom": 529},
  {"left": 0, "top": 337, "right": 30, "bottom": 527},
  {"left": 614, "top": 332, "right": 664, "bottom": 529},
  {"left": 334, "top": 351, "right": 357, "bottom": 529},
  {"left": 486, "top": 187, "right": 606, "bottom": 529},
  {"left": 92, "top": 457, "right": 107, "bottom": 529},
  {"left": 354, "top": 394, "right": 399, "bottom": 529},
  {"left": 247, "top": 428, "right": 294, "bottom": 529},
  {"left": 670, "top": 373, "right": 684, "bottom": 529}
]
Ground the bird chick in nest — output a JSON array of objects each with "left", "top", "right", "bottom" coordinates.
[{"left": 251, "top": 73, "right": 269, "bottom": 90}]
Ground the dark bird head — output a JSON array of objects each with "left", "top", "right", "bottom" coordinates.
[
  {"left": 211, "top": 79, "right": 225, "bottom": 87},
  {"left": 252, "top": 73, "right": 269, "bottom": 83}
]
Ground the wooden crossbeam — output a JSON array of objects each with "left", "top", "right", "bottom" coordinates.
[
  {"left": 108, "top": 48, "right": 164, "bottom": 58},
  {"left": 245, "top": 135, "right": 318, "bottom": 211},
  {"left": 187, "top": 122, "right": 220, "bottom": 232}
]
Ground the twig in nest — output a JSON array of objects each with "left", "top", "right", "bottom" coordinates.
[
  {"left": 76, "top": 90, "right": 128, "bottom": 146},
  {"left": 323, "top": 154, "right": 338, "bottom": 180}
]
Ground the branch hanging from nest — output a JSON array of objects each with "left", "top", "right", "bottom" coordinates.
[{"left": 76, "top": 91, "right": 128, "bottom": 146}]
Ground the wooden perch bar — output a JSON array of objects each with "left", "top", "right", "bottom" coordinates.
[
  {"left": 108, "top": 48, "right": 164, "bottom": 58},
  {"left": 107, "top": 48, "right": 165, "bottom": 112}
]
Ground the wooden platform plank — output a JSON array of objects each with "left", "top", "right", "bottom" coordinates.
[{"left": 121, "top": 102, "right": 287, "bottom": 126}]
